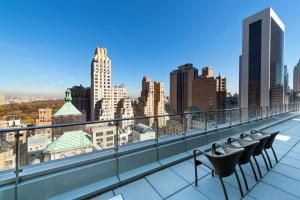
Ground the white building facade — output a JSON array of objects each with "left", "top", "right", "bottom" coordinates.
[{"left": 91, "top": 47, "right": 113, "bottom": 121}]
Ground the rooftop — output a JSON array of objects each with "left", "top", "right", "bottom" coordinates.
[
  {"left": 94, "top": 116, "right": 300, "bottom": 200},
  {"left": 44, "top": 130, "right": 92, "bottom": 154},
  {"left": 54, "top": 89, "right": 82, "bottom": 117}
]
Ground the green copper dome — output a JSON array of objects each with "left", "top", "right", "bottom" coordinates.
[
  {"left": 44, "top": 130, "right": 92, "bottom": 154},
  {"left": 54, "top": 89, "right": 82, "bottom": 117}
]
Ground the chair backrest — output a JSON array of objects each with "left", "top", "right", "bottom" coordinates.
[
  {"left": 250, "top": 134, "right": 270, "bottom": 156},
  {"left": 236, "top": 139, "right": 259, "bottom": 165},
  {"left": 205, "top": 146, "right": 244, "bottom": 177},
  {"left": 264, "top": 131, "right": 279, "bottom": 149}
]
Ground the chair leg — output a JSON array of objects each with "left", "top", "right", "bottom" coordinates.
[
  {"left": 234, "top": 170, "right": 244, "bottom": 197},
  {"left": 238, "top": 164, "right": 249, "bottom": 191},
  {"left": 218, "top": 175, "right": 228, "bottom": 200},
  {"left": 261, "top": 152, "right": 270, "bottom": 171},
  {"left": 271, "top": 147, "right": 278, "bottom": 163},
  {"left": 264, "top": 149, "right": 273, "bottom": 168},
  {"left": 194, "top": 162, "right": 198, "bottom": 187},
  {"left": 253, "top": 156, "right": 262, "bottom": 178},
  {"left": 250, "top": 159, "right": 258, "bottom": 182}
]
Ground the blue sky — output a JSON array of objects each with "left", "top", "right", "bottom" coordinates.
[{"left": 0, "top": 0, "right": 300, "bottom": 98}]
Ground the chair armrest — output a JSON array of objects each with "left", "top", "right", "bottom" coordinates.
[
  {"left": 240, "top": 133, "right": 248, "bottom": 139},
  {"left": 251, "top": 129, "right": 260, "bottom": 134}
]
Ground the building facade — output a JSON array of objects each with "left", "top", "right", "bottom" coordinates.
[
  {"left": 135, "top": 76, "right": 165, "bottom": 127},
  {"left": 90, "top": 47, "right": 133, "bottom": 125},
  {"left": 36, "top": 108, "right": 52, "bottom": 126},
  {"left": 192, "top": 67, "right": 227, "bottom": 111},
  {"left": 170, "top": 63, "right": 198, "bottom": 114},
  {"left": 240, "top": 8, "right": 285, "bottom": 108},
  {"left": 293, "top": 60, "right": 300, "bottom": 92},
  {"left": 116, "top": 98, "right": 134, "bottom": 129},
  {"left": 70, "top": 85, "right": 91, "bottom": 121},
  {"left": 91, "top": 47, "right": 113, "bottom": 121},
  {"left": 89, "top": 125, "right": 116, "bottom": 150}
]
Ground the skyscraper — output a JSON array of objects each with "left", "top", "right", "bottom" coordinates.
[
  {"left": 91, "top": 47, "right": 113, "bottom": 121},
  {"left": 283, "top": 65, "right": 289, "bottom": 103},
  {"left": 135, "top": 76, "right": 165, "bottom": 127},
  {"left": 240, "top": 8, "right": 285, "bottom": 108},
  {"left": 293, "top": 60, "right": 300, "bottom": 92},
  {"left": 170, "top": 64, "right": 198, "bottom": 114},
  {"left": 90, "top": 47, "right": 133, "bottom": 125}
]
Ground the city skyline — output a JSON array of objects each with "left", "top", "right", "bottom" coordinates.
[{"left": 1, "top": 1, "right": 300, "bottom": 98}]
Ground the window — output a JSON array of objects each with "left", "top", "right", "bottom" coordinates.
[
  {"left": 106, "top": 136, "right": 114, "bottom": 141},
  {"left": 96, "top": 132, "right": 103, "bottom": 137},
  {"left": 107, "top": 131, "right": 114, "bottom": 135}
]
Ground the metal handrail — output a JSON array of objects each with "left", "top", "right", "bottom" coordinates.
[{"left": 0, "top": 104, "right": 298, "bottom": 133}]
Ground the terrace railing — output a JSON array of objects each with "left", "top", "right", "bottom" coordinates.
[{"left": 0, "top": 103, "right": 299, "bottom": 197}]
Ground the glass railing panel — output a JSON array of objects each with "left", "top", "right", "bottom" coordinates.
[
  {"left": 117, "top": 118, "right": 135, "bottom": 147},
  {"left": 27, "top": 123, "right": 97, "bottom": 166},
  {"left": 155, "top": 115, "right": 168, "bottom": 139},
  {"left": 130, "top": 116, "right": 156, "bottom": 143},
  {"left": 256, "top": 107, "right": 262, "bottom": 120},
  {"left": 231, "top": 109, "right": 240, "bottom": 125},
  {"left": 248, "top": 108, "right": 256, "bottom": 121},
  {"left": 185, "top": 112, "right": 206, "bottom": 135},
  {"left": 164, "top": 114, "right": 184, "bottom": 138},
  {"left": 0, "top": 131, "right": 17, "bottom": 172},
  {"left": 240, "top": 108, "right": 249, "bottom": 123},
  {"left": 217, "top": 111, "right": 230, "bottom": 128},
  {"left": 207, "top": 112, "right": 217, "bottom": 130},
  {"left": 261, "top": 107, "right": 268, "bottom": 118}
]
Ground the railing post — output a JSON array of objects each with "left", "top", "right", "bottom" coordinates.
[
  {"left": 204, "top": 113, "right": 208, "bottom": 131},
  {"left": 14, "top": 131, "right": 23, "bottom": 200},
  {"left": 229, "top": 110, "right": 232, "bottom": 127},
  {"left": 155, "top": 117, "right": 159, "bottom": 142},
  {"left": 239, "top": 109, "right": 242, "bottom": 124},
  {"left": 155, "top": 117, "right": 159, "bottom": 161},
  {"left": 115, "top": 120, "right": 119, "bottom": 177},
  {"left": 215, "top": 112, "right": 218, "bottom": 129}
]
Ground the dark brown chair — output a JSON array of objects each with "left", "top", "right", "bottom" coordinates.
[
  {"left": 227, "top": 137, "right": 260, "bottom": 189},
  {"left": 243, "top": 132, "right": 271, "bottom": 178},
  {"left": 251, "top": 130, "right": 280, "bottom": 167},
  {"left": 193, "top": 143, "right": 245, "bottom": 200}
]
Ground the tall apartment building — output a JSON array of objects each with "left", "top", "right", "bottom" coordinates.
[
  {"left": 70, "top": 85, "right": 91, "bottom": 121},
  {"left": 112, "top": 85, "right": 127, "bottom": 114},
  {"left": 136, "top": 76, "right": 165, "bottom": 127},
  {"left": 116, "top": 98, "right": 134, "bottom": 129},
  {"left": 90, "top": 47, "right": 133, "bottom": 125},
  {"left": 91, "top": 47, "right": 113, "bottom": 121},
  {"left": 170, "top": 63, "right": 198, "bottom": 114},
  {"left": 240, "top": 8, "right": 285, "bottom": 108},
  {"left": 293, "top": 60, "right": 300, "bottom": 92},
  {"left": 192, "top": 67, "right": 226, "bottom": 111}
]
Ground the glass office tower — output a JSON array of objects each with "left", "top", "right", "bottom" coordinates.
[{"left": 240, "top": 7, "right": 284, "bottom": 109}]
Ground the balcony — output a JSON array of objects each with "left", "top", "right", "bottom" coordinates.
[{"left": 0, "top": 104, "right": 299, "bottom": 200}]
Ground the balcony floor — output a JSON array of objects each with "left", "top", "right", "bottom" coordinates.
[{"left": 92, "top": 117, "right": 300, "bottom": 200}]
